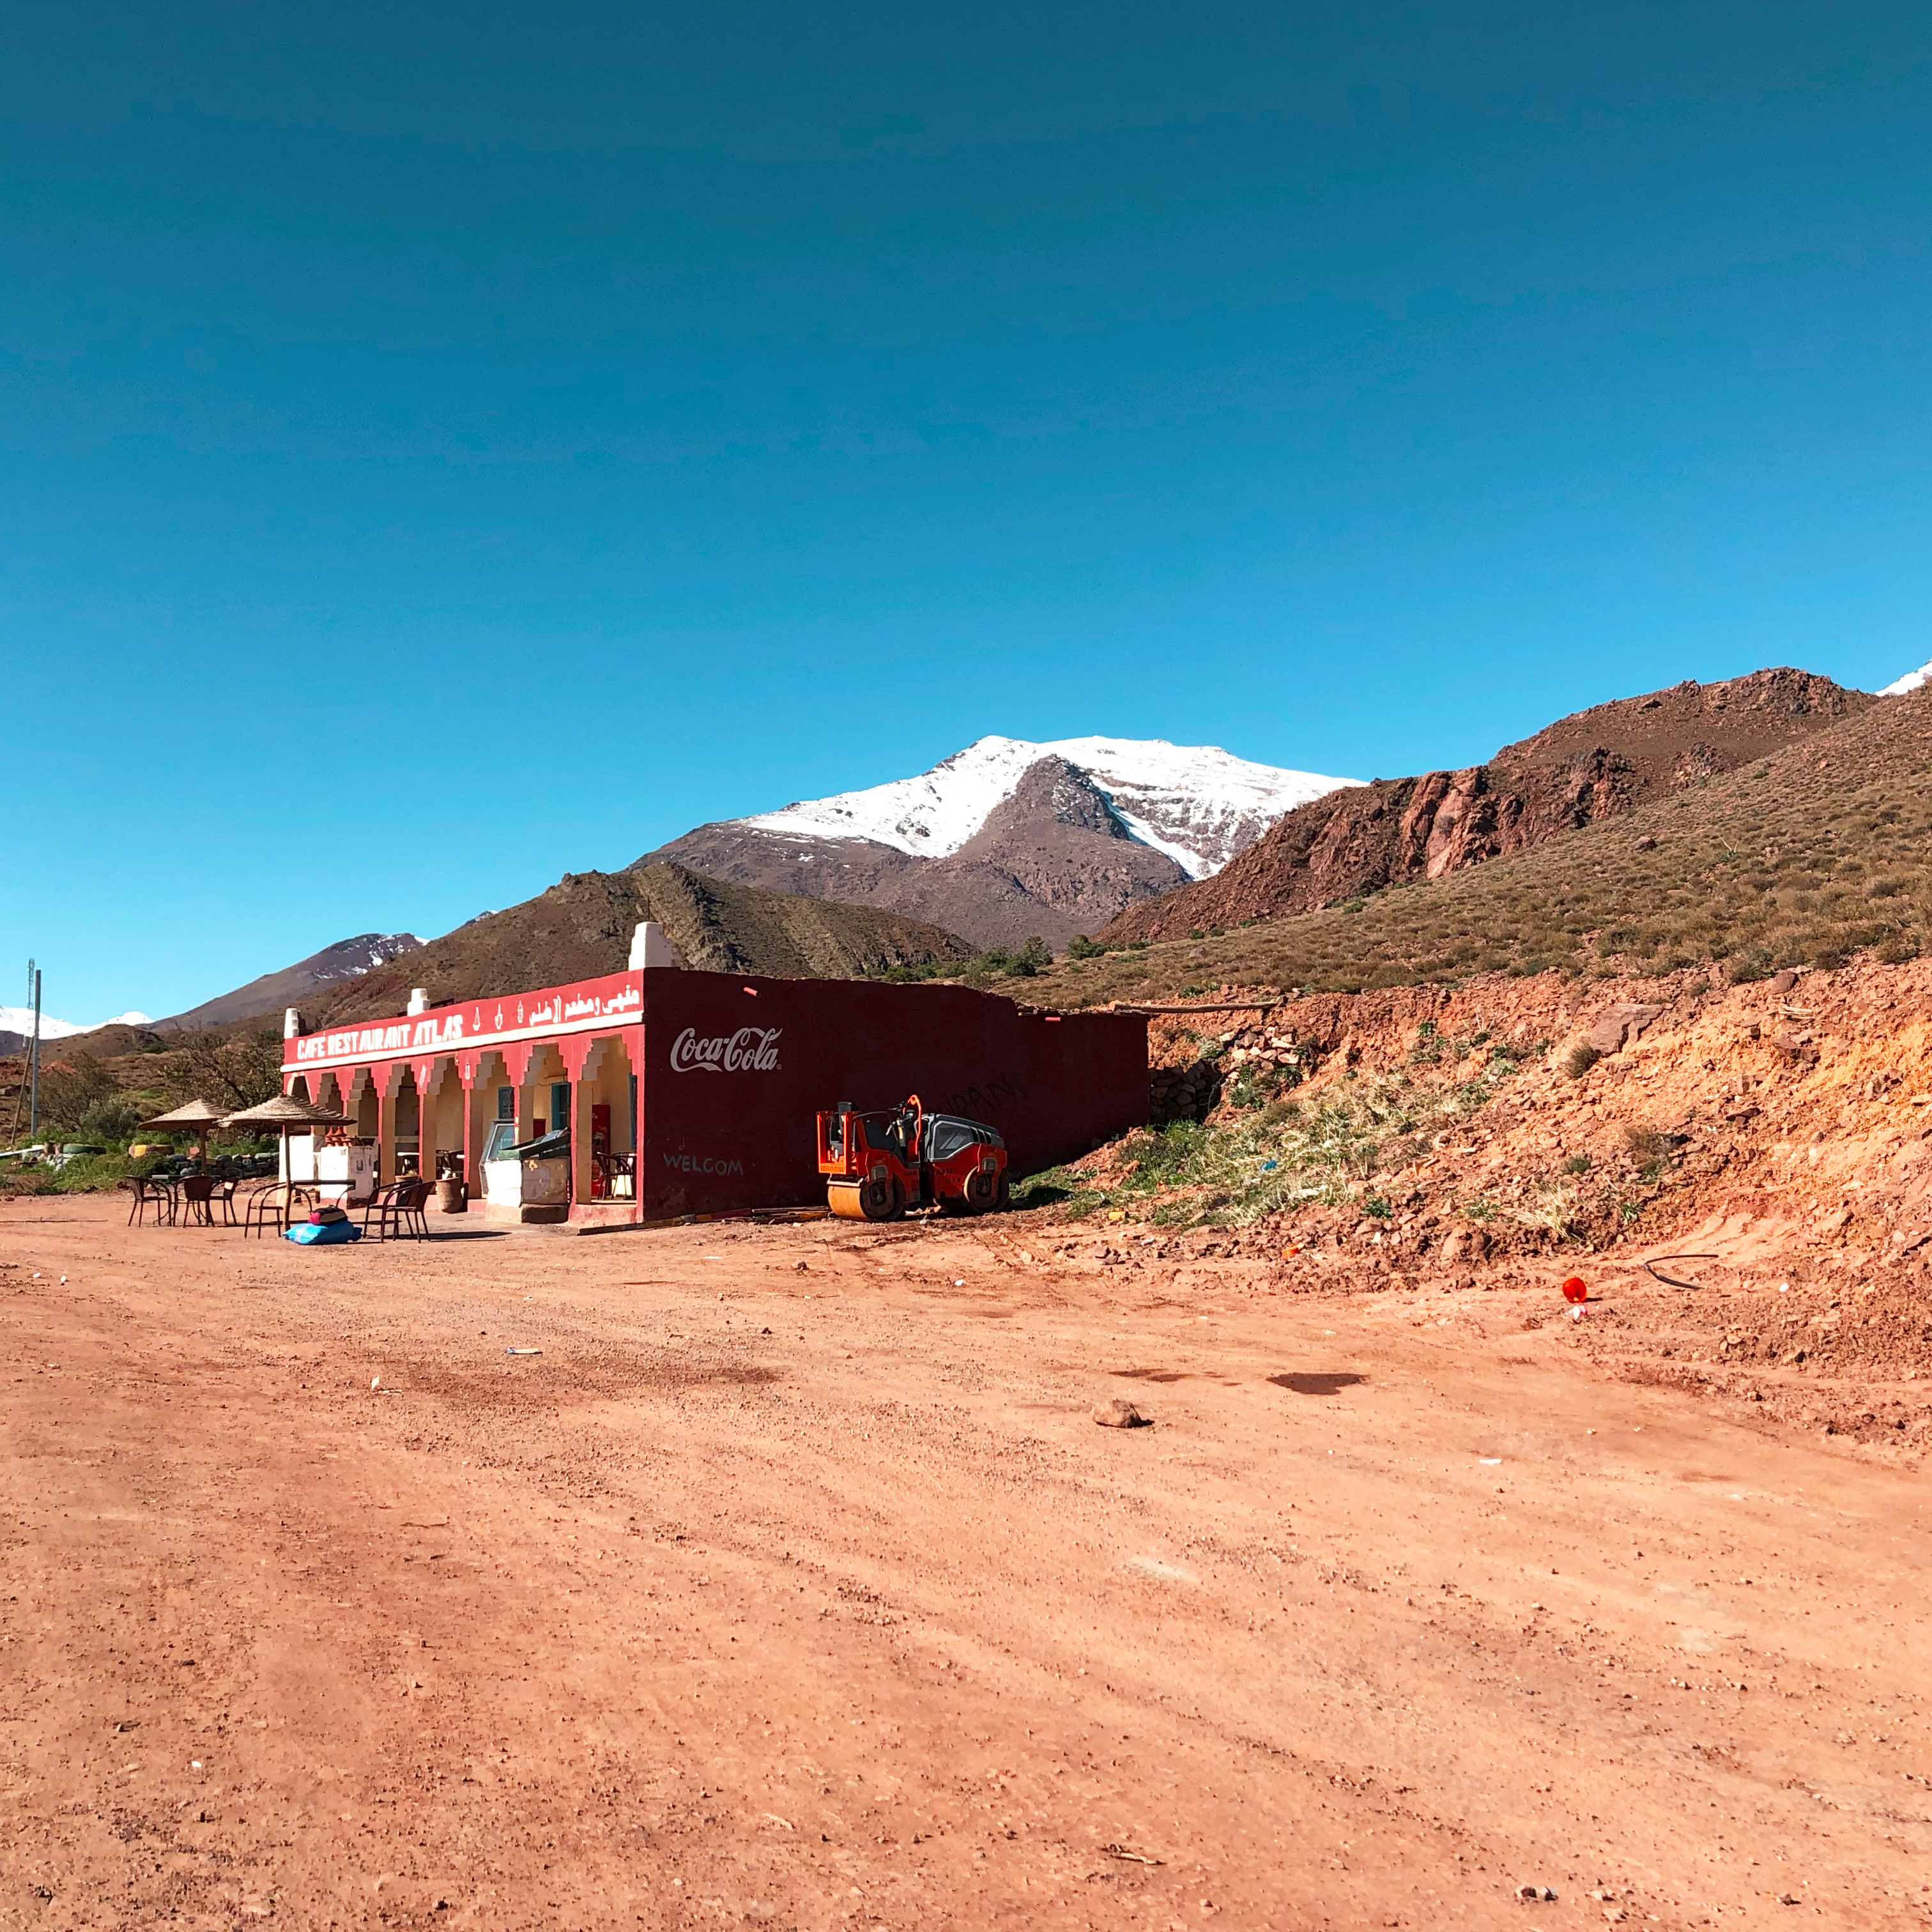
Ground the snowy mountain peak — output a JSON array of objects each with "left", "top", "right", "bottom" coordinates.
[
  {"left": 153, "top": 932, "right": 425, "bottom": 1031},
  {"left": 0, "top": 1007, "right": 151, "bottom": 1041},
  {"left": 735, "top": 735, "right": 1355, "bottom": 880},
  {"left": 314, "top": 933, "right": 422, "bottom": 983},
  {"left": 1881, "top": 660, "right": 1932, "bottom": 696}
]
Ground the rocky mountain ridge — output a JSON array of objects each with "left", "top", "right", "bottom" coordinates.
[
  {"left": 0, "top": 1007, "right": 153, "bottom": 1057},
  {"left": 1099, "top": 669, "right": 1873, "bottom": 944},
  {"left": 302, "top": 863, "right": 972, "bottom": 1028},
  {"left": 155, "top": 932, "right": 424, "bottom": 1031}
]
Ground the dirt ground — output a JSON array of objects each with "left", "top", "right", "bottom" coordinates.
[{"left": 3, "top": 1195, "right": 1928, "bottom": 1930}]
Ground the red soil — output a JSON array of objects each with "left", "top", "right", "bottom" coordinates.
[{"left": 3, "top": 1193, "right": 1929, "bottom": 1928}]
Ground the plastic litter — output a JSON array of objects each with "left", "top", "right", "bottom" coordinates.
[
  {"left": 286, "top": 1219, "right": 360, "bottom": 1245},
  {"left": 505, "top": 1347, "right": 542, "bottom": 1357},
  {"left": 1642, "top": 1252, "right": 1717, "bottom": 1289}
]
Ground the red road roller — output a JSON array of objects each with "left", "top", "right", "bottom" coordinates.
[{"left": 816, "top": 1094, "right": 1010, "bottom": 1220}]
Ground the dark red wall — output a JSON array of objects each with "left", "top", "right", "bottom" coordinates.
[{"left": 638, "top": 969, "right": 1147, "bottom": 1216}]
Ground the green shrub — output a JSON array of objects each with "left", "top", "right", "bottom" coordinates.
[
  {"left": 75, "top": 1096, "right": 146, "bottom": 1142},
  {"left": 0, "top": 1153, "right": 139, "bottom": 1196}
]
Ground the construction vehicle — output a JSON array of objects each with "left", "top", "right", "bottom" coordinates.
[{"left": 816, "top": 1094, "right": 1009, "bottom": 1220}]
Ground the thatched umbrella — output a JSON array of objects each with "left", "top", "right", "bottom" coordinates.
[
  {"left": 221, "top": 1094, "right": 348, "bottom": 1225},
  {"left": 137, "top": 1097, "right": 227, "bottom": 1165}
]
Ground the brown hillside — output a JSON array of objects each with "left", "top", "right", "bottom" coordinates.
[
  {"left": 1029, "top": 680, "right": 1932, "bottom": 1009},
  {"left": 1100, "top": 668, "right": 1871, "bottom": 944},
  {"left": 307, "top": 864, "right": 972, "bottom": 1027}
]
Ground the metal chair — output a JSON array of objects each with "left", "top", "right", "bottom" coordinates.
[
  {"left": 241, "top": 1181, "right": 314, "bottom": 1238},
  {"left": 180, "top": 1176, "right": 220, "bottom": 1227},
  {"left": 361, "top": 1178, "right": 432, "bottom": 1242},
  {"left": 119, "top": 1176, "right": 172, "bottom": 1227},
  {"left": 594, "top": 1151, "right": 636, "bottom": 1199}
]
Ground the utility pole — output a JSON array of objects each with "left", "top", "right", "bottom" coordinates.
[{"left": 27, "top": 960, "right": 41, "bottom": 1143}]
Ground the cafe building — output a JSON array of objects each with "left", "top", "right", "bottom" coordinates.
[{"left": 280, "top": 924, "right": 1149, "bottom": 1226}]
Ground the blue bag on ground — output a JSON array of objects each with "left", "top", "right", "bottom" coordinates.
[{"left": 285, "top": 1219, "right": 362, "bottom": 1245}]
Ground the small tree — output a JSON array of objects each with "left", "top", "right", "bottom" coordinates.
[
  {"left": 34, "top": 1054, "right": 121, "bottom": 1136},
  {"left": 166, "top": 1027, "right": 285, "bottom": 1111}
]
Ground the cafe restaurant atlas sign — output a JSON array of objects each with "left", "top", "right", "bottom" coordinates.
[{"left": 289, "top": 974, "right": 643, "bottom": 1068}]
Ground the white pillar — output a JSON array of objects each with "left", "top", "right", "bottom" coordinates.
[{"left": 629, "top": 921, "right": 677, "bottom": 968}]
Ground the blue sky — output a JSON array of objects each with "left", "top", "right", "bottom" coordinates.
[{"left": 5, "top": 1, "right": 1931, "bottom": 1021}]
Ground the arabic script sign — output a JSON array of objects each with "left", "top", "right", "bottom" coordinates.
[
  {"left": 290, "top": 979, "right": 642, "bottom": 1065},
  {"left": 669, "top": 1026, "right": 781, "bottom": 1074}
]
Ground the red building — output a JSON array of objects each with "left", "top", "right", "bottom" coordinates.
[{"left": 281, "top": 931, "right": 1147, "bottom": 1225}]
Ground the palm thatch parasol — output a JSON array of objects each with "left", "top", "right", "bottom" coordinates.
[
  {"left": 138, "top": 1097, "right": 227, "bottom": 1164},
  {"left": 222, "top": 1094, "right": 348, "bottom": 1220}
]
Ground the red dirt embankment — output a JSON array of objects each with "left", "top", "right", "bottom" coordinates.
[{"left": 1098, "top": 958, "right": 1932, "bottom": 1446}]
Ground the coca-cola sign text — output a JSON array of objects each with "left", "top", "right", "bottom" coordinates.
[{"left": 670, "top": 1025, "right": 781, "bottom": 1074}]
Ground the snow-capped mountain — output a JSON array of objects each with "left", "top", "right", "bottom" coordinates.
[
  {"left": 735, "top": 735, "right": 1349, "bottom": 880},
  {"left": 0, "top": 1006, "right": 152, "bottom": 1042},
  {"left": 643, "top": 736, "right": 1355, "bottom": 949},
  {"left": 1881, "top": 660, "right": 1932, "bottom": 696}
]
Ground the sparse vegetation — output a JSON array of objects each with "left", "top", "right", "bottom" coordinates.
[
  {"left": 1016, "top": 1052, "right": 1525, "bottom": 1229},
  {"left": 871, "top": 934, "right": 1055, "bottom": 985},
  {"left": 0, "top": 1025, "right": 287, "bottom": 1192},
  {"left": 1621, "top": 1122, "right": 1677, "bottom": 1183},
  {"left": 1020, "top": 693, "right": 1932, "bottom": 1009}
]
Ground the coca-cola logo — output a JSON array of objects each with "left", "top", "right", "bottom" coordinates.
[{"left": 670, "top": 1025, "right": 781, "bottom": 1074}]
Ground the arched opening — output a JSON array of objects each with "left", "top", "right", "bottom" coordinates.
[{"left": 579, "top": 1036, "right": 637, "bottom": 1202}]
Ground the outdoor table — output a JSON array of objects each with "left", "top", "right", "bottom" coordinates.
[
  {"left": 241, "top": 1181, "right": 321, "bottom": 1236},
  {"left": 220, "top": 1096, "right": 350, "bottom": 1236}
]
